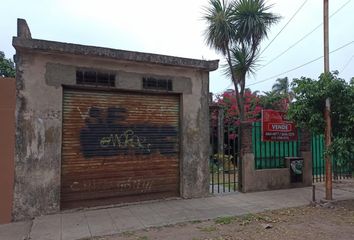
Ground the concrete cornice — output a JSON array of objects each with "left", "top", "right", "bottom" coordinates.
[{"left": 12, "top": 37, "right": 219, "bottom": 71}]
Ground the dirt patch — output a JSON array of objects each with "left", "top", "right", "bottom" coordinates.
[
  {"left": 332, "top": 180, "right": 354, "bottom": 192},
  {"left": 92, "top": 199, "right": 354, "bottom": 240}
]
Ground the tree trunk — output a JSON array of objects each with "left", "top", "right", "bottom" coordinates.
[
  {"left": 233, "top": 80, "right": 244, "bottom": 192},
  {"left": 225, "top": 45, "right": 252, "bottom": 192}
]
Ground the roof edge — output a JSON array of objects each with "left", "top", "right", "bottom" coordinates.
[{"left": 12, "top": 37, "right": 219, "bottom": 71}]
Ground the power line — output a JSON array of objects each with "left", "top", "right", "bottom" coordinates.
[
  {"left": 260, "top": 24, "right": 322, "bottom": 70},
  {"left": 260, "top": 0, "right": 308, "bottom": 56},
  {"left": 221, "top": 0, "right": 352, "bottom": 91},
  {"left": 247, "top": 40, "right": 354, "bottom": 87},
  {"left": 341, "top": 53, "right": 354, "bottom": 73},
  {"left": 259, "top": 0, "right": 352, "bottom": 70}
]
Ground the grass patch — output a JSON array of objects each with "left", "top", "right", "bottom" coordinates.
[
  {"left": 198, "top": 225, "right": 218, "bottom": 232},
  {"left": 214, "top": 216, "right": 235, "bottom": 225},
  {"left": 121, "top": 231, "right": 135, "bottom": 237},
  {"left": 136, "top": 236, "right": 149, "bottom": 240},
  {"left": 190, "top": 220, "right": 202, "bottom": 224},
  {"left": 232, "top": 213, "right": 277, "bottom": 226},
  {"left": 238, "top": 213, "right": 255, "bottom": 226}
]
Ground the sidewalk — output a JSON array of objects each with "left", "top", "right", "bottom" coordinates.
[{"left": 1, "top": 183, "right": 353, "bottom": 240}]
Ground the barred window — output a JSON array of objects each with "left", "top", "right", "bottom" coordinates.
[
  {"left": 76, "top": 69, "right": 115, "bottom": 87},
  {"left": 143, "top": 77, "right": 172, "bottom": 91}
]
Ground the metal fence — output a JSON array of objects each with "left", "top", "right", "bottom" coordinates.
[
  {"left": 209, "top": 111, "right": 353, "bottom": 190},
  {"left": 252, "top": 122, "right": 300, "bottom": 169},
  {"left": 312, "top": 134, "right": 353, "bottom": 182},
  {"left": 209, "top": 108, "right": 239, "bottom": 194}
]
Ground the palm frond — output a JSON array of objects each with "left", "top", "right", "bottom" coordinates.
[
  {"left": 203, "top": 0, "right": 236, "bottom": 55},
  {"left": 222, "top": 45, "right": 259, "bottom": 80},
  {"left": 232, "top": 0, "right": 280, "bottom": 47},
  {"left": 272, "top": 77, "right": 289, "bottom": 94}
]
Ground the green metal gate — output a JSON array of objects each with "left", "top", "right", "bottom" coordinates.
[
  {"left": 252, "top": 122, "right": 300, "bottom": 169},
  {"left": 312, "top": 134, "right": 353, "bottom": 182}
]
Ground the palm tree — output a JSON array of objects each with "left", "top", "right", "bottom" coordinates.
[
  {"left": 204, "top": 0, "right": 279, "bottom": 121},
  {"left": 272, "top": 77, "right": 294, "bottom": 102},
  {"left": 204, "top": 0, "right": 279, "bottom": 190},
  {"left": 272, "top": 77, "right": 289, "bottom": 94}
]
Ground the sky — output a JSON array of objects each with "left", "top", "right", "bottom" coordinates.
[{"left": 1, "top": 0, "right": 353, "bottom": 95}]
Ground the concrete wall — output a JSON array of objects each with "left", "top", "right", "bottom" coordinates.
[
  {"left": 299, "top": 129, "right": 313, "bottom": 187},
  {"left": 14, "top": 52, "right": 62, "bottom": 220},
  {"left": 241, "top": 123, "right": 312, "bottom": 193},
  {"left": 0, "top": 77, "right": 16, "bottom": 224},
  {"left": 13, "top": 48, "right": 213, "bottom": 220}
]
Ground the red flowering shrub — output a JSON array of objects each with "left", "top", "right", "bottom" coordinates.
[{"left": 212, "top": 89, "right": 289, "bottom": 126}]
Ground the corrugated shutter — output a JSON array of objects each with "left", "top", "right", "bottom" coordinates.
[{"left": 61, "top": 88, "right": 180, "bottom": 209}]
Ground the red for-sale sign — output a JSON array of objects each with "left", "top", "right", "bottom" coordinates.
[{"left": 261, "top": 110, "right": 297, "bottom": 142}]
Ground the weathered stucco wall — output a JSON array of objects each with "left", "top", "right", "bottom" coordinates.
[
  {"left": 242, "top": 153, "right": 291, "bottom": 192},
  {"left": 13, "top": 52, "right": 62, "bottom": 220},
  {"left": 13, "top": 20, "right": 217, "bottom": 220},
  {"left": 241, "top": 123, "right": 313, "bottom": 193},
  {"left": 181, "top": 71, "right": 210, "bottom": 198},
  {"left": 299, "top": 129, "right": 313, "bottom": 187}
]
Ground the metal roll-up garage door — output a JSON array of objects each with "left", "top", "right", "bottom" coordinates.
[{"left": 61, "top": 88, "right": 180, "bottom": 209}]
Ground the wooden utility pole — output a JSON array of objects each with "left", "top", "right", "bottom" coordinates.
[
  {"left": 324, "top": 0, "right": 329, "bottom": 72},
  {"left": 324, "top": 0, "right": 332, "bottom": 200}
]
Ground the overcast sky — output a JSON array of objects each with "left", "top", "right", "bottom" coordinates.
[{"left": 1, "top": 0, "right": 353, "bottom": 94}]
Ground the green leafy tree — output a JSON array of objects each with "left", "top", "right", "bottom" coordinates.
[
  {"left": 288, "top": 72, "right": 354, "bottom": 165},
  {"left": 0, "top": 51, "right": 15, "bottom": 77},
  {"left": 203, "top": 0, "right": 279, "bottom": 122}
]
